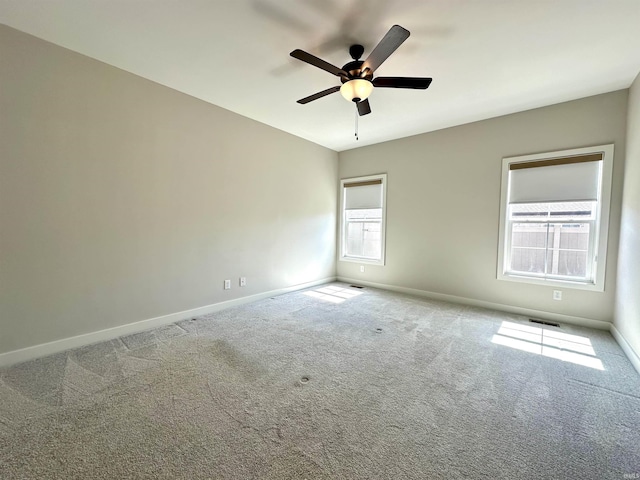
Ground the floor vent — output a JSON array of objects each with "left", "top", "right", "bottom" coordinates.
[
  {"left": 350, "top": 285, "right": 364, "bottom": 289},
  {"left": 529, "top": 318, "right": 560, "bottom": 328}
]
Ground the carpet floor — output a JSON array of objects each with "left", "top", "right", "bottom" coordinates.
[{"left": 1, "top": 283, "right": 639, "bottom": 479}]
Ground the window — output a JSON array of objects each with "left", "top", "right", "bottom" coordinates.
[
  {"left": 339, "top": 174, "right": 387, "bottom": 265},
  {"left": 497, "top": 145, "right": 614, "bottom": 291}
]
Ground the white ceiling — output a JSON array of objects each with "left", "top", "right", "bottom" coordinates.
[{"left": 2, "top": 0, "right": 640, "bottom": 152}]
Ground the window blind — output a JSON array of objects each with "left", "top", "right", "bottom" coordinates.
[
  {"left": 508, "top": 153, "right": 602, "bottom": 204},
  {"left": 344, "top": 180, "right": 383, "bottom": 209}
]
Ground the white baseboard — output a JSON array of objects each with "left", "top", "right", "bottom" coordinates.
[
  {"left": 8, "top": 275, "right": 634, "bottom": 373},
  {"left": 0, "top": 276, "right": 336, "bottom": 368},
  {"left": 338, "top": 276, "right": 611, "bottom": 330},
  {"left": 610, "top": 325, "right": 640, "bottom": 375}
]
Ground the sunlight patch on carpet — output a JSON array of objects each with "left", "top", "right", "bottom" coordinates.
[
  {"left": 492, "top": 321, "right": 604, "bottom": 370},
  {"left": 303, "top": 286, "right": 363, "bottom": 304}
]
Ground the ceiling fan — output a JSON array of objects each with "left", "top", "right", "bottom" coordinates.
[{"left": 290, "top": 25, "right": 432, "bottom": 116}]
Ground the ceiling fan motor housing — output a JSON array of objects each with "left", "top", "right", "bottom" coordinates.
[{"left": 340, "top": 60, "right": 373, "bottom": 83}]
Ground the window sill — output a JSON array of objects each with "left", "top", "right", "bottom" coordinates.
[
  {"left": 497, "top": 272, "right": 604, "bottom": 292},
  {"left": 339, "top": 256, "right": 385, "bottom": 266}
]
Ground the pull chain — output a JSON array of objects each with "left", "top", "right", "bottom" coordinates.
[{"left": 354, "top": 105, "right": 359, "bottom": 141}]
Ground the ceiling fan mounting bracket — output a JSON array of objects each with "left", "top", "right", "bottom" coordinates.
[{"left": 349, "top": 44, "right": 365, "bottom": 61}]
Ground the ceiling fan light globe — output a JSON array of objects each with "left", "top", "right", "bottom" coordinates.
[{"left": 340, "top": 79, "right": 373, "bottom": 102}]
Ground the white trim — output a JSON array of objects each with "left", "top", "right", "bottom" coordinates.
[
  {"left": 0, "top": 276, "right": 336, "bottom": 368},
  {"left": 338, "top": 276, "right": 611, "bottom": 330},
  {"left": 339, "top": 173, "right": 387, "bottom": 266},
  {"left": 610, "top": 325, "right": 640, "bottom": 375},
  {"left": 493, "top": 271, "right": 602, "bottom": 291},
  {"left": 497, "top": 144, "right": 614, "bottom": 292}
]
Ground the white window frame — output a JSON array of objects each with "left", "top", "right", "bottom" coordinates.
[
  {"left": 497, "top": 144, "right": 614, "bottom": 291},
  {"left": 339, "top": 173, "right": 387, "bottom": 265}
]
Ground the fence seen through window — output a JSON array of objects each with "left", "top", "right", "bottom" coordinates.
[{"left": 507, "top": 201, "right": 594, "bottom": 280}]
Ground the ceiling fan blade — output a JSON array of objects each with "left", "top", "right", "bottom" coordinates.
[
  {"left": 290, "top": 49, "right": 348, "bottom": 77},
  {"left": 373, "top": 77, "right": 433, "bottom": 89},
  {"left": 296, "top": 86, "right": 341, "bottom": 104},
  {"left": 357, "top": 99, "right": 371, "bottom": 116},
  {"left": 361, "top": 25, "right": 410, "bottom": 74}
]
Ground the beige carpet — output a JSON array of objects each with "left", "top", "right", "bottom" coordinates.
[{"left": 1, "top": 283, "right": 639, "bottom": 479}]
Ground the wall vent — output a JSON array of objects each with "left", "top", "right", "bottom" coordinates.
[{"left": 529, "top": 318, "right": 560, "bottom": 328}]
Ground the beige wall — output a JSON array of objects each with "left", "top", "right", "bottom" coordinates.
[
  {"left": 338, "top": 91, "right": 628, "bottom": 323},
  {"left": 615, "top": 72, "right": 640, "bottom": 359},
  {"left": 0, "top": 25, "right": 338, "bottom": 354}
]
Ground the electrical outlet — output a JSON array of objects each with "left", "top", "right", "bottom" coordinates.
[
  {"left": 239, "top": 277, "right": 246, "bottom": 287},
  {"left": 360, "top": 265, "right": 365, "bottom": 273},
  {"left": 553, "top": 290, "right": 562, "bottom": 301},
  {"left": 224, "top": 279, "right": 231, "bottom": 290}
]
